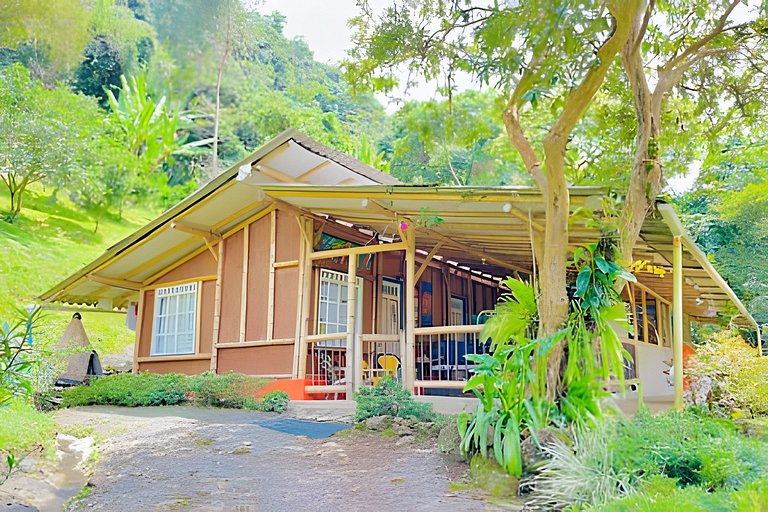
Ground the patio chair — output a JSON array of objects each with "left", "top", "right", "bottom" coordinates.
[{"left": 372, "top": 354, "right": 401, "bottom": 386}]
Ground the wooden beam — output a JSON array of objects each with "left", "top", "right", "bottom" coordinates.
[
  {"left": 132, "top": 291, "right": 144, "bottom": 373},
  {"left": 416, "top": 228, "right": 530, "bottom": 274},
  {"left": 414, "top": 242, "right": 444, "bottom": 282},
  {"left": 293, "top": 217, "right": 313, "bottom": 379},
  {"left": 170, "top": 221, "right": 221, "bottom": 242},
  {"left": 295, "top": 160, "right": 331, "bottom": 181},
  {"left": 508, "top": 207, "right": 544, "bottom": 232},
  {"left": 255, "top": 164, "right": 296, "bottom": 183},
  {"left": 219, "top": 203, "right": 276, "bottom": 240},
  {"left": 88, "top": 274, "right": 142, "bottom": 291},
  {"left": 195, "top": 279, "right": 203, "bottom": 353},
  {"left": 141, "top": 242, "right": 216, "bottom": 287},
  {"left": 128, "top": 237, "right": 201, "bottom": 281},
  {"left": 239, "top": 226, "right": 249, "bottom": 343},
  {"left": 310, "top": 241, "right": 407, "bottom": 261},
  {"left": 273, "top": 260, "right": 299, "bottom": 269},
  {"left": 266, "top": 210, "right": 277, "bottom": 340},
  {"left": 346, "top": 253, "right": 358, "bottom": 396},
  {"left": 210, "top": 241, "right": 225, "bottom": 372},
  {"left": 404, "top": 229, "right": 416, "bottom": 392},
  {"left": 672, "top": 236, "right": 684, "bottom": 411}
]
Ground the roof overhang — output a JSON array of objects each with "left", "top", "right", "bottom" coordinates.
[
  {"left": 38, "top": 130, "right": 757, "bottom": 333},
  {"left": 38, "top": 129, "right": 399, "bottom": 308}
]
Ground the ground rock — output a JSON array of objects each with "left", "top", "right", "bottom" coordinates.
[
  {"left": 364, "top": 415, "right": 393, "bottom": 431},
  {"left": 520, "top": 429, "right": 564, "bottom": 469},
  {"left": 437, "top": 422, "right": 464, "bottom": 461},
  {"left": 396, "top": 435, "right": 416, "bottom": 446}
]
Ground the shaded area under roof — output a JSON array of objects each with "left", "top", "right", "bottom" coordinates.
[{"left": 39, "top": 131, "right": 757, "bottom": 333}]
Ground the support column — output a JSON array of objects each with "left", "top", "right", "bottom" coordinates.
[
  {"left": 404, "top": 229, "right": 416, "bottom": 392},
  {"left": 210, "top": 241, "right": 225, "bottom": 372},
  {"left": 293, "top": 217, "right": 313, "bottom": 379},
  {"left": 672, "top": 235, "right": 684, "bottom": 411},
  {"left": 346, "top": 255, "right": 358, "bottom": 397}
]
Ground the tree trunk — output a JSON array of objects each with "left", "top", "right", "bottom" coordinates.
[
  {"left": 619, "top": 6, "right": 663, "bottom": 266},
  {"left": 539, "top": 141, "right": 572, "bottom": 396},
  {"left": 212, "top": 10, "right": 232, "bottom": 177}
]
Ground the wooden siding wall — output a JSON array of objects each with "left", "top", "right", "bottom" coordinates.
[
  {"left": 245, "top": 217, "right": 270, "bottom": 340},
  {"left": 136, "top": 204, "right": 503, "bottom": 377},
  {"left": 136, "top": 249, "right": 217, "bottom": 373}
]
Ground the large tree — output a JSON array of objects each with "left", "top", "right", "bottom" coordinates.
[
  {"left": 616, "top": 0, "right": 765, "bottom": 264},
  {"left": 346, "top": 0, "right": 644, "bottom": 394},
  {"left": 345, "top": 0, "right": 768, "bottom": 392}
]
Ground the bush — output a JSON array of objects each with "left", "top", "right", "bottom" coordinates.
[
  {"left": 187, "top": 372, "right": 264, "bottom": 409},
  {"left": 690, "top": 329, "right": 768, "bottom": 415},
  {"left": 260, "top": 391, "right": 289, "bottom": 413},
  {"left": 609, "top": 408, "right": 768, "bottom": 490},
  {"left": 354, "top": 377, "right": 434, "bottom": 422},
  {"left": 61, "top": 372, "right": 269, "bottom": 409},
  {"left": 62, "top": 372, "right": 187, "bottom": 407},
  {"left": 528, "top": 409, "right": 768, "bottom": 510}
]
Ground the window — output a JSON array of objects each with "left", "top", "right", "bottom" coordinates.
[
  {"left": 317, "top": 269, "right": 362, "bottom": 347},
  {"left": 151, "top": 282, "right": 197, "bottom": 356}
]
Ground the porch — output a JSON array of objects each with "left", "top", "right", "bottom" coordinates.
[{"left": 230, "top": 183, "right": 761, "bottom": 407}]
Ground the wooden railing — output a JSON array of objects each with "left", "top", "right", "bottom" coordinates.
[
  {"left": 304, "top": 332, "right": 347, "bottom": 396},
  {"left": 361, "top": 333, "right": 401, "bottom": 385},
  {"left": 413, "top": 324, "right": 488, "bottom": 392}
]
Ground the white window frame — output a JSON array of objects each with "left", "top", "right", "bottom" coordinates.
[
  {"left": 317, "top": 269, "right": 362, "bottom": 348},
  {"left": 151, "top": 282, "right": 198, "bottom": 356}
]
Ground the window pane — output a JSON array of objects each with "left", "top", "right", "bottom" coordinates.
[{"left": 152, "top": 284, "right": 197, "bottom": 355}]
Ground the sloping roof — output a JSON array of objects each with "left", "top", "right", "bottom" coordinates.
[
  {"left": 38, "top": 129, "right": 399, "bottom": 307},
  {"left": 39, "top": 130, "right": 757, "bottom": 333},
  {"left": 250, "top": 184, "right": 757, "bottom": 328}
]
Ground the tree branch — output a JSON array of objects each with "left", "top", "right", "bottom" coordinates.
[
  {"left": 546, "top": 0, "right": 642, "bottom": 151},
  {"left": 663, "top": 0, "right": 740, "bottom": 72},
  {"left": 631, "top": 0, "right": 655, "bottom": 55},
  {"left": 502, "top": 64, "right": 546, "bottom": 189}
]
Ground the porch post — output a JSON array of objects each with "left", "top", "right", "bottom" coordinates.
[
  {"left": 672, "top": 235, "right": 684, "bottom": 411},
  {"left": 346, "top": 254, "right": 358, "bottom": 396},
  {"left": 293, "top": 217, "right": 313, "bottom": 379},
  {"left": 404, "top": 228, "right": 416, "bottom": 392}
]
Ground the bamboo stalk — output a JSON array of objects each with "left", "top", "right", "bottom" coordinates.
[{"left": 266, "top": 210, "right": 277, "bottom": 340}]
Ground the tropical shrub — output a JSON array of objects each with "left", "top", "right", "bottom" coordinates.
[
  {"left": 187, "top": 372, "right": 263, "bottom": 409},
  {"left": 609, "top": 408, "right": 768, "bottom": 490},
  {"left": 354, "top": 377, "right": 435, "bottom": 422},
  {"left": 62, "top": 372, "right": 187, "bottom": 407},
  {"left": 260, "top": 390, "right": 289, "bottom": 413},
  {"left": 689, "top": 329, "right": 768, "bottom": 415},
  {"left": 0, "top": 306, "right": 42, "bottom": 405},
  {"left": 529, "top": 409, "right": 768, "bottom": 509},
  {"left": 458, "top": 242, "right": 635, "bottom": 477},
  {"left": 61, "top": 372, "right": 268, "bottom": 409}
]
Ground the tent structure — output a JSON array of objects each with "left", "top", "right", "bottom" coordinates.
[{"left": 55, "top": 312, "right": 103, "bottom": 387}]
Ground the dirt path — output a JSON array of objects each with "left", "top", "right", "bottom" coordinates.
[{"left": 55, "top": 406, "right": 509, "bottom": 512}]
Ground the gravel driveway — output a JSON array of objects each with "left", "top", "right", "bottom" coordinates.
[{"left": 55, "top": 406, "right": 504, "bottom": 512}]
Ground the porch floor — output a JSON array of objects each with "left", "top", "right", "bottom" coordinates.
[{"left": 286, "top": 394, "right": 673, "bottom": 425}]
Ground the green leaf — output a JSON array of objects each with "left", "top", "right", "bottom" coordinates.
[{"left": 575, "top": 266, "right": 592, "bottom": 297}]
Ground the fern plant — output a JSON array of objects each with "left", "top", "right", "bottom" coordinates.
[{"left": 457, "top": 240, "right": 635, "bottom": 477}]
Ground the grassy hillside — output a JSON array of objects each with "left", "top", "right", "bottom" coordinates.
[{"left": 0, "top": 187, "right": 157, "bottom": 357}]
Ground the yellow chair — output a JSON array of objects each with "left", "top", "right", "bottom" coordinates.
[{"left": 372, "top": 354, "right": 401, "bottom": 386}]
